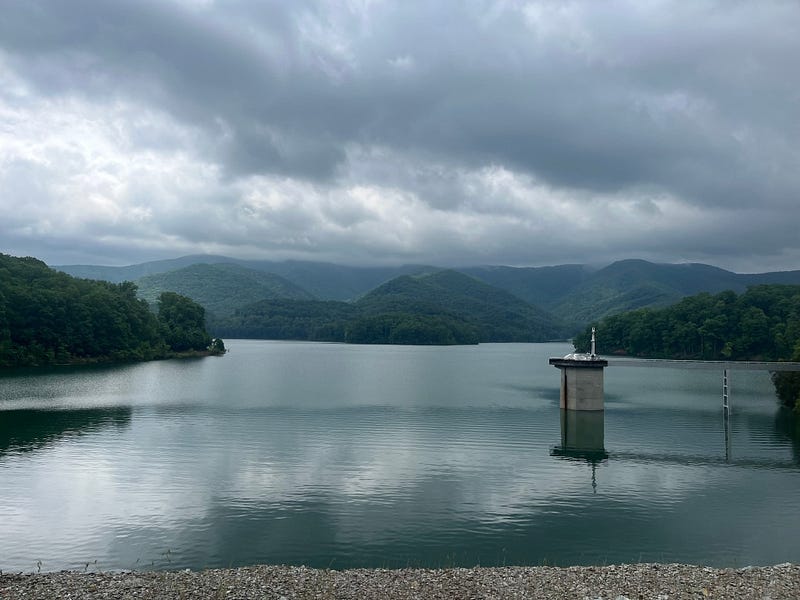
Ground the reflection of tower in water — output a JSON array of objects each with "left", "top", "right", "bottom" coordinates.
[
  {"left": 549, "top": 327, "right": 608, "bottom": 491},
  {"left": 551, "top": 409, "right": 608, "bottom": 492}
]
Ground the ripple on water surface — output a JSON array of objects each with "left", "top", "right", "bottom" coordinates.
[{"left": 1, "top": 342, "right": 800, "bottom": 571}]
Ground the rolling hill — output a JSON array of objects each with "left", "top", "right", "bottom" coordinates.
[
  {"left": 55, "top": 254, "right": 236, "bottom": 283},
  {"left": 55, "top": 255, "right": 800, "bottom": 329},
  {"left": 57, "top": 256, "right": 434, "bottom": 301},
  {"left": 135, "top": 263, "right": 314, "bottom": 317},
  {"left": 547, "top": 259, "right": 800, "bottom": 324},
  {"left": 246, "top": 261, "right": 436, "bottom": 301},
  {"left": 355, "top": 270, "right": 566, "bottom": 342},
  {"left": 212, "top": 270, "right": 567, "bottom": 344},
  {"left": 465, "top": 259, "right": 800, "bottom": 325},
  {"left": 459, "top": 264, "right": 592, "bottom": 308},
  {"left": 211, "top": 298, "right": 358, "bottom": 342},
  {"left": 547, "top": 259, "right": 738, "bottom": 324}
]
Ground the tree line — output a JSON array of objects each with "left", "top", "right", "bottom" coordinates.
[
  {"left": 0, "top": 254, "right": 221, "bottom": 367},
  {"left": 574, "top": 284, "right": 800, "bottom": 410},
  {"left": 210, "top": 299, "right": 481, "bottom": 345}
]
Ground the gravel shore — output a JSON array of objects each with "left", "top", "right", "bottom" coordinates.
[{"left": 2, "top": 563, "right": 799, "bottom": 599}]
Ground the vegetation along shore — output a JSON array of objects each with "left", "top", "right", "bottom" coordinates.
[
  {"left": 573, "top": 284, "right": 800, "bottom": 410},
  {"left": 0, "top": 254, "right": 224, "bottom": 369}
]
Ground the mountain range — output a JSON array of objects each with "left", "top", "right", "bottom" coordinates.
[
  {"left": 210, "top": 269, "right": 563, "bottom": 344},
  {"left": 57, "top": 255, "right": 436, "bottom": 301},
  {"left": 55, "top": 256, "right": 800, "bottom": 338}
]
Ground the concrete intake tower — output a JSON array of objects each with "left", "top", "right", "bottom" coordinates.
[{"left": 549, "top": 327, "right": 608, "bottom": 411}]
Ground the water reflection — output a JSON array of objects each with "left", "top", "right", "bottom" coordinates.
[
  {"left": 553, "top": 410, "right": 607, "bottom": 461},
  {"left": 551, "top": 409, "right": 608, "bottom": 492},
  {"left": 0, "top": 407, "right": 132, "bottom": 455},
  {"left": 2, "top": 341, "right": 800, "bottom": 571},
  {"left": 773, "top": 408, "right": 800, "bottom": 463}
]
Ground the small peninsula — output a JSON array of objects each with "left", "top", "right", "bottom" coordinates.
[{"left": 0, "top": 253, "right": 223, "bottom": 368}]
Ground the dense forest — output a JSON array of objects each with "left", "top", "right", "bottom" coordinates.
[
  {"left": 574, "top": 285, "right": 800, "bottom": 410},
  {"left": 211, "top": 270, "right": 565, "bottom": 344},
  {"left": 355, "top": 270, "right": 562, "bottom": 342},
  {"left": 212, "top": 297, "right": 482, "bottom": 345},
  {"left": 211, "top": 299, "right": 482, "bottom": 345},
  {"left": 212, "top": 299, "right": 358, "bottom": 342},
  {"left": 0, "top": 254, "right": 221, "bottom": 367}
]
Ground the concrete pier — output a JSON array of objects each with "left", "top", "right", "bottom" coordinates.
[{"left": 549, "top": 354, "right": 608, "bottom": 411}]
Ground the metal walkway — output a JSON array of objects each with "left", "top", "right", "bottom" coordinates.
[{"left": 607, "top": 358, "right": 800, "bottom": 371}]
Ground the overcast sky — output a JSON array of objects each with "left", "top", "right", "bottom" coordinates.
[{"left": 1, "top": 0, "right": 799, "bottom": 272}]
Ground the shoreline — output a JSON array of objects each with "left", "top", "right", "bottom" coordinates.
[
  {"left": 3, "top": 563, "right": 800, "bottom": 599},
  {"left": 0, "top": 348, "right": 225, "bottom": 372}
]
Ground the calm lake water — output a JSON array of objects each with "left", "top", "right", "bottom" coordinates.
[{"left": 1, "top": 340, "right": 800, "bottom": 572}]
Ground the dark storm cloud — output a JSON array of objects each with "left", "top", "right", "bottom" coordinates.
[
  {"left": 3, "top": 0, "right": 794, "bottom": 196},
  {"left": 0, "top": 0, "right": 347, "bottom": 179},
  {"left": 0, "top": 0, "right": 799, "bottom": 269}
]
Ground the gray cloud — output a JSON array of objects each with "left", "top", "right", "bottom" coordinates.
[{"left": 0, "top": 0, "right": 799, "bottom": 271}]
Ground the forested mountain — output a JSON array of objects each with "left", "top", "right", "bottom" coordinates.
[
  {"left": 459, "top": 264, "right": 592, "bottom": 308},
  {"left": 244, "top": 261, "right": 436, "bottom": 301},
  {"left": 212, "top": 299, "right": 358, "bottom": 342},
  {"left": 545, "top": 260, "right": 800, "bottom": 324},
  {"left": 212, "top": 296, "right": 481, "bottom": 345},
  {"left": 57, "top": 255, "right": 800, "bottom": 326},
  {"left": 58, "top": 256, "right": 433, "bottom": 301},
  {"left": 465, "top": 260, "right": 800, "bottom": 325},
  {"left": 356, "top": 270, "right": 565, "bottom": 342},
  {"left": 135, "top": 263, "right": 313, "bottom": 317},
  {"left": 575, "top": 284, "right": 800, "bottom": 360},
  {"left": 0, "top": 254, "right": 218, "bottom": 367},
  {"left": 55, "top": 254, "right": 236, "bottom": 283},
  {"left": 212, "top": 270, "right": 566, "bottom": 344}
]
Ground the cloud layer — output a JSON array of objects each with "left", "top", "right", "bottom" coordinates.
[{"left": 1, "top": 0, "right": 799, "bottom": 271}]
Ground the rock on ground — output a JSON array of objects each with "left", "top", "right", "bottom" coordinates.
[{"left": 2, "top": 563, "right": 800, "bottom": 599}]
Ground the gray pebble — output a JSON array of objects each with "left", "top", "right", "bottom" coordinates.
[{"left": 2, "top": 563, "right": 799, "bottom": 599}]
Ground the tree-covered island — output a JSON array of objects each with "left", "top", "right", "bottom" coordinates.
[
  {"left": 0, "top": 254, "right": 224, "bottom": 368},
  {"left": 573, "top": 284, "right": 800, "bottom": 411}
]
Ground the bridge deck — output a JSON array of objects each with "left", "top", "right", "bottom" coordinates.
[{"left": 606, "top": 358, "right": 800, "bottom": 371}]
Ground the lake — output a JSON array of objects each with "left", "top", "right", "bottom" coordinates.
[{"left": 1, "top": 340, "right": 799, "bottom": 572}]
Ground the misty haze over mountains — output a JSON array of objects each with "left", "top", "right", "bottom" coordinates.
[{"left": 55, "top": 256, "right": 800, "bottom": 332}]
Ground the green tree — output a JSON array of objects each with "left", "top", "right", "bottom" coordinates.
[
  {"left": 573, "top": 284, "right": 800, "bottom": 410},
  {"left": 0, "top": 254, "right": 171, "bottom": 366},
  {"left": 158, "top": 292, "right": 212, "bottom": 352}
]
